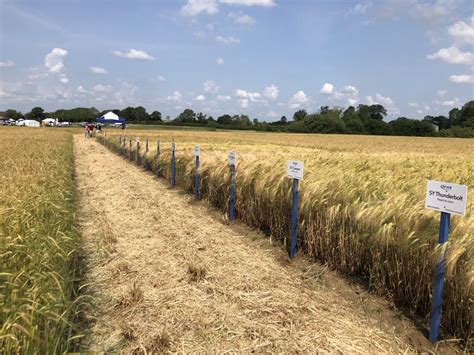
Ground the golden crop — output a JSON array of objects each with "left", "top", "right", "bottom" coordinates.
[
  {"left": 0, "top": 127, "right": 83, "bottom": 352},
  {"left": 102, "top": 129, "right": 473, "bottom": 340}
]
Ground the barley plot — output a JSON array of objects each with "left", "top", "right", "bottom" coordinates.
[
  {"left": 0, "top": 127, "right": 84, "bottom": 352},
  {"left": 99, "top": 130, "right": 473, "bottom": 341}
]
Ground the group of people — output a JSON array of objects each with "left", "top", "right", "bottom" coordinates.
[{"left": 84, "top": 123, "right": 102, "bottom": 138}]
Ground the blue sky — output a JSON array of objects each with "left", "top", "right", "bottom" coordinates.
[{"left": 0, "top": 0, "right": 473, "bottom": 121}]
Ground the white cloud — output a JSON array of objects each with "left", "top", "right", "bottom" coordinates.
[
  {"left": 216, "top": 35, "right": 240, "bottom": 44},
  {"left": 44, "top": 48, "right": 68, "bottom": 73},
  {"left": 437, "top": 89, "right": 447, "bottom": 96},
  {"left": 289, "top": 90, "right": 309, "bottom": 109},
  {"left": 204, "top": 80, "right": 219, "bottom": 93},
  {"left": 239, "top": 99, "right": 249, "bottom": 108},
  {"left": 158, "top": 75, "right": 166, "bottom": 81},
  {"left": 229, "top": 11, "right": 256, "bottom": 25},
  {"left": 165, "top": 91, "right": 182, "bottom": 102},
  {"left": 180, "top": 0, "right": 274, "bottom": 16},
  {"left": 348, "top": 98, "right": 358, "bottom": 106},
  {"left": 90, "top": 66, "right": 107, "bottom": 74},
  {"left": 220, "top": 0, "right": 275, "bottom": 6},
  {"left": 93, "top": 84, "right": 112, "bottom": 92},
  {"left": 266, "top": 111, "right": 278, "bottom": 117},
  {"left": 181, "top": 0, "right": 219, "bottom": 16},
  {"left": 195, "top": 94, "right": 206, "bottom": 101},
  {"left": 427, "top": 46, "right": 474, "bottom": 65},
  {"left": 341, "top": 85, "right": 359, "bottom": 96},
  {"left": 320, "top": 82, "right": 334, "bottom": 95},
  {"left": 112, "top": 49, "right": 154, "bottom": 60},
  {"left": 216, "top": 57, "right": 224, "bottom": 65},
  {"left": 366, "top": 93, "right": 399, "bottom": 114},
  {"left": 352, "top": 2, "right": 372, "bottom": 15},
  {"left": 448, "top": 17, "right": 474, "bottom": 45},
  {"left": 263, "top": 84, "right": 278, "bottom": 100},
  {"left": 408, "top": 102, "right": 419, "bottom": 107},
  {"left": 434, "top": 97, "right": 461, "bottom": 106},
  {"left": 0, "top": 60, "right": 15, "bottom": 67},
  {"left": 217, "top": 95, "right": 231, "bottom": 101},
  {"left": 409, "top": 0, "right": 457, "bottom": 25},
  {"left": 77, "top": 85, "right": 88, "bottom": 94},
  {"left": 449, "top": 74, "right": 474, "bottom": 84},
  {"left": 59, "top": 74, "right": 69, "bottom": 84},
  {"left": 235, "top": 89, "right": 262, "bottom": 102}
]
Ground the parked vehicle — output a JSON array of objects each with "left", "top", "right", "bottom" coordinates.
[
  {"left": 0, "top": 120, "right": 5, "bottom": 126},
  {"left": 16, "top": 119, "right": 25, "bottom": 126}
]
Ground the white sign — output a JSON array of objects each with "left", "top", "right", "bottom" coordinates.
[
  {"left": 425, "top": 180, "right": 468, "bottom": 217},
  {"left": 136, "top": 136, "right": 139, "bottom": 143},
  {"left": 171, "top": 142, "right": 175, "bottom": 151},
  {"left": 287, "top": 160, "right": 304, "bottom": 180},
  {"left": 193, "top": 145, "right": 200, "bottom": 157},
  {"left": 228, "top": 151, "right": 236, "bottom": 166}
]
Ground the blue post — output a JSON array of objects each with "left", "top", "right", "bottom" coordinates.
[
  {"left": 289, "top": 178, "right": 299, "bottom": 258},
  {"left": 136, "top": 137, "right": 140, "bottom": 166},
  {"left": 195, "top": 155, "right": 200, "bottom": 200},
  {"left": 429, "top": 211, "right": 450, "bottom": 342},
  {"left": 171, "top": 142, "right": 176, "bottom": 188},
  {"left": 129, "top": 137, "right": 132, "bottom": 161},
  {"left": 156, "top": 139, "right": 161, "bottom": 177},
  {"left": 229, "top": 163, "right": 235, "bottom": 222},
  {"left": 119, "top": 135, "right": 122, "bottom": 155},
  {"left": 145, "top": 138, "right": 149, "bottom": 170}
]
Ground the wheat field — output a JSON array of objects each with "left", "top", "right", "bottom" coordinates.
[
  {"left": 100, "top": 129, "right": 473, "bottom": 341},
  {"left": 0, "top": 127, "right": 84, "bottom": 352}
]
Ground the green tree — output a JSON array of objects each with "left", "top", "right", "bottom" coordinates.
[
  {"left": 217, "top": 114, "right": 232, "bottom": 125},
  {"left": 280, "top": 116, "right": 287, "bottom": 124},
  {"left": 132, "top": 106, "right": 148, "bottom": 124},
  {"left": 6, "top": 109, "right": 23, "bottom": 120},
  {"left": 149, "top": 111, "right": 162, "bottom": 122},
  {"left": 176, "top": 109, "right": 196, "bottom": 123},
  {"left": 293, "top": 109, "right": 307, "bottom": 122},
  {"left": 27, "top": 107, "right": 45, "bottom": 120},
  {"left": 342, "top": 106, "right": 356, "bottom": 120}
]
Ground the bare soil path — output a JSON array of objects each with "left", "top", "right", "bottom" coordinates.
[{"left": 74, "top": 135, "right": 435, "bottom": 353}]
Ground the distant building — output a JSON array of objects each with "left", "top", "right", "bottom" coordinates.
[
  {"left": 430, "top": 123, "right": 439, "bottom": 132},
  {"left": 0, "top": 111, "right": 7, "bottom": 120}
]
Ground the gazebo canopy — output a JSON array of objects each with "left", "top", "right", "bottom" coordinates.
[{"left": 96, "top": 111, "right": 126, "bottom": 123}]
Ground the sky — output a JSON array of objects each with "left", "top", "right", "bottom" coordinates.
[{"left": 0, "top": 0, "right": 473, "bottom": 121}]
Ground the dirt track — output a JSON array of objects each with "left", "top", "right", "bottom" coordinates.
[{"left": 74, "top": 135, "right": 433, "bottom": 352}]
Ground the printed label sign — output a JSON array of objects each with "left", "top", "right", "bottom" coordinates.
[
  {"left": 228, "top": 151, "right": 236, "bottom": 166},
  {"left": 425, "top": 180, "right": 468, "bottom": 216},
  {"left": 194, "top": 145, "right": 200, "bottom": 157},
  {"left": 136, "top": 137, "right": 139, "bottom": 143},
  {"left": 171, "top": 142, "right": 175, "bottom": 151},
  {"left": 287, "top": 160, "right": 304, "bottom": 180}
]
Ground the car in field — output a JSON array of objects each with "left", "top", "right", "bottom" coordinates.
[
  {"left": 16, "top": 119, "right": 25, "bottom": 126},
  {"left": 0, "top": 120, "right": 5, "bottom": 126}
]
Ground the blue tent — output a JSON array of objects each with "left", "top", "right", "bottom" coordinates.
[{"left": 96, "top": 111, "right": 126, "bottom": 124}]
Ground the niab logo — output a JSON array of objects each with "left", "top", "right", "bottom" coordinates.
[{"left": 440, "top": 184, "right": 452, "bottom": 193}]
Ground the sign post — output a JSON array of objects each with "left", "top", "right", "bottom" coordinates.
[
  {"left": 144, "top": 138, "right": 149, "bottom": 170},
  {"left": 171, "top": 142, "right": 176, "bottom": 188},
  {"left": 156, "top": 139, "right": 161, "bottom": 178},
  {"left": 287, "top": 160, "right": 304, "bottom": 259},
  {"left": 425, "top": 180, "right": 468, "bottom": 342},
  {"left": 119, "top": 135, "right": 122, "bottom": 155},
  {"left": 129, "top": 137, "right": 132, "bottom": 161},
  {"left": 136, "top": 137, "right": 140, "bottom": 166},
  {"left": 228, "top": 151, "right": 236, "bottom": 222},
  {"left": 194, "top": 145, "right": 200, "bottom": 200}
]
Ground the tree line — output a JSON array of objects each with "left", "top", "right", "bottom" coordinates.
[{"left": 4, "top": 99, "right": 473, "bottom": 137}]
